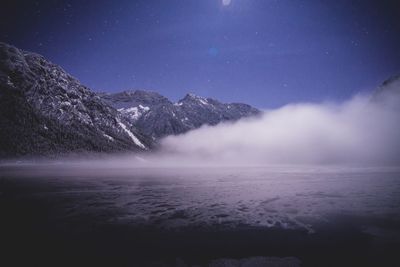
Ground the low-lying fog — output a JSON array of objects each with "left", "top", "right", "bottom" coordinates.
[
  {"left": 158, "top": 87, "right": 400, "bottom": 167},
  {"left": 3, "top": 81, "right": 400, "bottom": 168}
]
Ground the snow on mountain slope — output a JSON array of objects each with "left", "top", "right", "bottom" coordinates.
[
  {"left": 0, "top": 42, "right": 259, "bottom": 157},
  {"left": 101, "top": 91, "right": 261, "bottom": 139},
  {"left": 0, "top": 42, "right": 151, "bottom": 157}
]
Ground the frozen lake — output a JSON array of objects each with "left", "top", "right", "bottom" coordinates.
[{"left": 1, "top": 164, "right": 400, "bottom": 266}]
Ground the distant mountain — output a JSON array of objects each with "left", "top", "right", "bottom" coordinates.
[
  {"left": 379, "top": 74, "right": 400, "bottom": 94},
  {"left": 372, "top": 74, "right": 400, "bottom": 103},
  {"left": 0, "top": 42, "right": 151, "bottom": 157},
  {"left": 0, "top": 42, "right": 260, "bottom": 157},
  {"left": 100, "top": 91, "right": 261, "bottom": 139}
]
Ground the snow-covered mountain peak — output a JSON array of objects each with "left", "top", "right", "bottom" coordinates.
[
  {"left": 181, "top": 93, "right": 209, "bottom": 103},
  {"left": 102, "top": 90, "right": 260, "bottom": 139}
]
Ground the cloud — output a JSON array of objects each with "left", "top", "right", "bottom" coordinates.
[{"left": 158, "top": 85, "right": 400, "bottom": 166}]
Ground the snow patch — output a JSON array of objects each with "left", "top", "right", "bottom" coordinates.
[
  {"left": 189, "top": 94, "right": 209, "bottom": 105},
  {"left": 198, "top": 98, "right": 208, "bottom": 105},
  {"left": 61, "top": 101, "right": 71, "bottom": 107},
  {"left": 103, "top": 134, "right": 114, "bottom": 141},
  {"left": 118, "top": 105, "right": 150, "bottom": 121},
  {"left": 117, "top": 119, "right": 147, "bottom": 149},
  {"left": 6, "top": 76, "right": 14, "bottom": 87},
  {"left": 138, "top": 104, "right": 150, "bottom": 111}
]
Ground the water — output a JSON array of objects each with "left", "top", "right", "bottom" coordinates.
[{"left": 1, "top": 165, "right": 400, "bottom": 266}]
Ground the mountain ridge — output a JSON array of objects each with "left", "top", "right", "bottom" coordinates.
[
  {"left": 0, "top": 42, "right": 152, "bottom": 157},
  {"left": 0, "top": 42, "right": 260, "bottom": 157},
  {"left": 100, "top": 90, "right": 261, "bottom": 139}
]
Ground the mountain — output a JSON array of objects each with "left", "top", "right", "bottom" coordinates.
[
  {"left": 0, "top": 42, "right": 260, "bottom": 157},
  {"left": 379, "top": 74, "right": 400, "bottom": 95},
  {"left": 0, "top": 42, "right": 151, "bottom": 157},
  {"left": 100, "top": 91, "right": 261, "bottom": 139},
  {"left": 372, "top": 74, "right": 400, "bottom": 103}
]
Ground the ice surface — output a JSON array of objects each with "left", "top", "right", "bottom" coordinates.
[{"left": 2, "top": 165, "right": 399, "bottom": 234}]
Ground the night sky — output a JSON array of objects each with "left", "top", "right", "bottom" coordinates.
[{"left": 1, "top": 0, "right": 400, "bottom": 108}]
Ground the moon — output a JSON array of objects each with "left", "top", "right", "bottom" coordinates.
[{"left": 222, "top": 0, "right": 231, "bottom": 6}]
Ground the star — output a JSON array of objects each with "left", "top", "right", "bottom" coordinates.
[{"left": 222, "top": 0, "right": 231, "bottom": 6}]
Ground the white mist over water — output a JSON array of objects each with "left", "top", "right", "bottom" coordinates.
[{"left": 156, "top": 87, "right": 400, "bottom": 166}]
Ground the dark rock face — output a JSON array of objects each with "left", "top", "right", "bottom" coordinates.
[
  {"left": 0, "top": 42, "right": 151, "bottom": 157},
  {"left": 101, "top": 91, "right": 261, "bottom": 139},
  {"left": 371, "top": 74, "right": 400, "bottom": 104},
  {"left": 380, "top": 74, "right": 400, "bottom": 97},
  {"left": 382, "top": 74, "right": 400, "bottom": 88}
]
